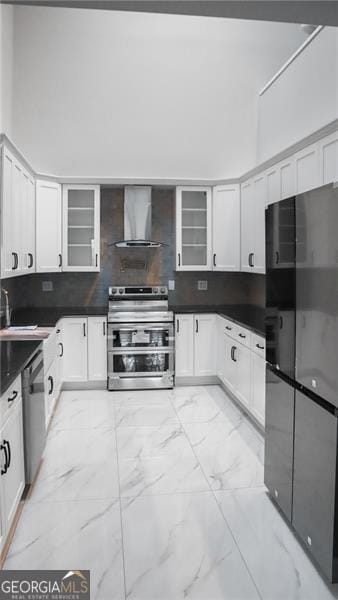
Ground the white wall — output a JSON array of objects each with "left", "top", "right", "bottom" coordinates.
[
  {"left": 258, "top": 27, "right": 338, "bottom": 163},
  {"left": 0, "top": 4, "right": 13, "bottom": 137},
  {"left": 10, "top": 6, "right": 304, "bottom": 179}
]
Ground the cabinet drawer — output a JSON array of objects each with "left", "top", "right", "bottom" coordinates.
[
  {"left": 43, "top": 328, "right": 58, "bottom": 373},
  {"left": 220, "top": 317, "right": 238, "bottom": 340},
  {"left": 251, "top": 333, "right": 266, "bottom": 358},
  {"left": 236, "top": 326, "right": 251, "bottom": 348},
  {"left": 0, "top": 375, "right": 22, "bottom": 423}
]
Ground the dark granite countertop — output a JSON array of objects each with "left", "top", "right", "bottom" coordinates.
[
  {"left": 169, "top": 304, "right": 265, "bottom": 336},
  {"left": 0, "top": 340, "right": 42, "bottom": 395},
  {"left": 11, "top": 306, "right": 108, "bottom": 328}
]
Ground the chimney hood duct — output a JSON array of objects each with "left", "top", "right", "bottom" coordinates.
[{"left": 114, "top": 186, "right": 164, "bottom": 248}]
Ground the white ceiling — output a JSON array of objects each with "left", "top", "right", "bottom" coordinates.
[{"left": 8, "top": 5, "right": 306, "bottom": 179}]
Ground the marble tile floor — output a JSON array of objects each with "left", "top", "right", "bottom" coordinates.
[{"left": 4, "top": 385, "right": 338, "bottom": 600}]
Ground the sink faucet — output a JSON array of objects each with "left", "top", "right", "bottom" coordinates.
[{"left": 1, "top": 288, "right": 11, "bottom": 328}]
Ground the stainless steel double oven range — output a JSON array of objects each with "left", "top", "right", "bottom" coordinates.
[{"left": 107, "top": 286, "right": 174, "bottom": 390}]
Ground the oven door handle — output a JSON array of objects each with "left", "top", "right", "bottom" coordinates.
[
  {"left": 109, "top": 348, "right": 174, "bottom": 355},
  {"left": 109, "top": 328, "right": 139, "bottom": 333}
]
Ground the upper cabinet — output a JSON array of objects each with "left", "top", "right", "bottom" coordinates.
[
  {"left": 212, "top": 184, "right": 240, "bottom": 271},
  {"left": 319, "top": 131, "right": 338, "bottom": 185},
  {"left": 294, "top": 142, "right": 320, "bottom": 194},
  {"left": 36, "top": 180, "right": 62, "bottom": 273},
  {"left": 176, "top": 186, "right": 212, "bottom": 271},
  {"left": 1, "top": 146, "right": 36, "bottom": 279},
  {"left": 266, "top": 156, "right": 295, "bottom": 206},
  {"left": 241, "top": 174, "right": 266, "bottom": 274},
  {"left": 62, "top": 185, "right": 100, "bottom": 272}
]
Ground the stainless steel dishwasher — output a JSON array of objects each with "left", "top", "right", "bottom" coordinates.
[{"left": 22, "top": 350, "right": 46, "bottom": 485}]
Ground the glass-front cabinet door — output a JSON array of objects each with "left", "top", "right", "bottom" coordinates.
[
  {"left": 176, "top": 186, "right": 212, "bottom": 270},
  {"left": 62, "top": 185, "right": 100, "bottom": 271}
]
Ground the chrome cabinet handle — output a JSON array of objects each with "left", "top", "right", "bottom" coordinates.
[
  {"left": 48, "top": 375, "right": 54, "bottom": 395},
  {"left": 256, "top": 343, "right": 264, "bottom": 350},
  {"left": 59, "top": 342, "right": 64, "bottom": 357},
  {"left": 239, "top": 333, "right": 246, "bottom": 339},
  {"left": 225, "top": 325, "right": 232, "bottom": 331},
  {"left": 59, "top": 254, "right": 62, "bottom": 268},
  {"left": 195, "top": 319, "right": 199, "bottom": 334},
  {"left": 213, "top": 253, "right": 216, "bottom": 267},
  {"left": 96, "top": 254, "right": 98, "bottom": 268},
  {"left": 103, "top": 321, "right": 106, "bottom": 336},
  {"left": 83, "top": 322, "right": 86, "bottom": 337},
  {"left": 178, "top": 253, "right": 181, "bottom": 267},
  {"left": 176, "top": 319, "right": 179, "bottom": 334}
]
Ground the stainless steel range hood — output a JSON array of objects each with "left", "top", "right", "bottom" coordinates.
[{"left": 115, "top": 186, "right": 164, "bottom": 248}]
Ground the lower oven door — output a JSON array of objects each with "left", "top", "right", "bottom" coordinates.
[{"left": 108, "top": 322, "right": 174, "bottom": 390}]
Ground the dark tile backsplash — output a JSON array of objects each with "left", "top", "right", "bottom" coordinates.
[{"left": 1, "top": 188, "right": 265, "bottom": 312}]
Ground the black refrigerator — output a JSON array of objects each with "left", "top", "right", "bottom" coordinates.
[{"left": 264, "top": 182, "right": 338, "bottom": 583}]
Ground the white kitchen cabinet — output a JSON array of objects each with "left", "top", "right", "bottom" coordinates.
[
  {"left": 319, "top": 131, "right": 338, "bottom": 185},
  {"left": 212, "top": 184, "right": 240, "bottom": 271},
  {"left": 60, "top": 316, "right": 107, "bottom": 383},
  {"left": 295, "top": 142, "right": 320, "bottom": 194},
  {"left": 62, "top": 185, "right": 100, "bottom": 272},
  {"left": 219, "top": 329, "right": 237, "bottom": 394},
  {"left": 21, "top": 172, "right": 36, "bottom": 274},
  {"left": 251, "top": 334, "right": 266, "bottom": 426},
  {"left": 266, "top": 156, "right": 295, "bottom": 205},
  {"left": 1, "top": 148, "right": 20, "bottom": 277},
  {"left": 240, "top": 174, "right": 266, "bottom": 273},
  {"left": 175, "top": 313, "right": 216, "bottom": 378},
  {"left": 36, "top": 180, "right": 62, "bottom": 272},
  {"left": 0, "top": 398, "right": 25, "bottom": 533},
  {"left": 175, "top": 315, "right": 194, "bottom": 377},
  {"left": 1, "top": 147, "right": 35, "bottom": 278},
  {"left": 233, "top": 342, "right": 251, "bottom": 409},
  {"left": 87, "top": 317, "right": 107, "bottom": 381},
  {"left": 251, "top": 352, "right": 266, "bottom": 426},
  {"left": 240, "top": 179, "right": 253, "bottom": 272},
  {"left": 61, "top": 317, "right": 88, "bottom": 382},
  {"left": 44, "top": 358, "right": 59, "bottom": 427},
  {"left": 216, "top": 316, "right": 266, "bottom": 427},
  {"left": 176, "top": 187, "right": 212, "bottom": 271},
  {"left": 194, "top": 314, "right": 217, "bottom": 376}
]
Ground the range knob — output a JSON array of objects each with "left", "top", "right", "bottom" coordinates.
[
  {"left": 111, "top": 288, "right": 117, "bottom": 295},
  {"left": 153, "top": 287, "right": 158, "bottom": 294},
  {"left": 119, "top": 288, "right": 124, "bottom": 294},
  {"left": 160, "top": 287, "right": 166, "bottom": 294}
]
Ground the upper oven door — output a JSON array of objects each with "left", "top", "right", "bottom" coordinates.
[{"left": 108, "top": 322, "right": 174, "bottom": 351}]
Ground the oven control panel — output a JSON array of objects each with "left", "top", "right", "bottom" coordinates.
[{"left": 109, "top": 286, "right": 168, "bottom": 297}]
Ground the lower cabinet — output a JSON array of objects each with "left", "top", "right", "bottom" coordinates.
[
  {"left": 175, "top": 315, "right": 194, "bottom": 377},
  {"left": 234, "top": 342, "right": 252, "bottom": 409},
  {"left": 44, "top": 356, "right": 61, "bottom": 428},
  {"left": 194, "top": 314, "right": 217, "bottom": 376},
  {"left": 87, "top": 317, "right": 108, "bottom": 381},
  {"left": 175, "top": 314, "right": 217, "bottom": 379},
  {"left": 61, "top": 318, "right": 88, "bottom": 382},
  {"left": 61, "top": 316, "right": 107, "bottom": 383},
  {"left": 0, "top": 377, "right": 25, "bottom": 559},
  {"left": 217, "top": 316, "right": 266, "bottom": 426}
]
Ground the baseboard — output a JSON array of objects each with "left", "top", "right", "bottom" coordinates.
[
  {"left": 62, "top": 380, "right": 107, "bottom": 391},
  {"left": 175, "top": 376, "right": 219, "bottom": 386}
]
